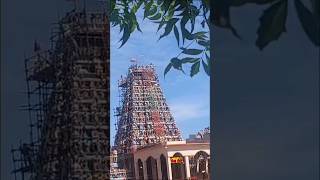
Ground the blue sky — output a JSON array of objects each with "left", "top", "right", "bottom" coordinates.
[{"left": 110, "top": 12, "right": 210, "bottom": 146}]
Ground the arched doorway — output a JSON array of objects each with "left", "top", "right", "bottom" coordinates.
[
  {"left": 137, "top": 159, "right": 144, "bottom": 180},
  {"left": 146, "top": 156, "right": 158, "bottom": 180},
  {"left": 171, "top": 152, "right": 186, "bottom": 180},
  {"left": 160, "top": 154, "right": 168, "bottom": 180},
  {"left": 194, "top": 151, "right": 210, "bottom": 180}
]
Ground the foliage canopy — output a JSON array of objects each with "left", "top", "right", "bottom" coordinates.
[{"left": 109, "top": 0, "right": 319, "bottom": 77}]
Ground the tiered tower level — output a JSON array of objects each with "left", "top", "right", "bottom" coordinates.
[
  {"left": 11, "top": 9, "right": 110, "bottom": 180},
  {"left": 114, "top": 64, "right": 182, "bottom": 154}
]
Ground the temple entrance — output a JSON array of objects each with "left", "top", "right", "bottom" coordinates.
[
  {"left": 146, "top": 156, "right": 158, "bottom": 180},
  {"left": 193, "top": 151, "right": 210, "bottom": 180},
  {"left": 171, "top": 153, "right": 186, "bottom": 180}
]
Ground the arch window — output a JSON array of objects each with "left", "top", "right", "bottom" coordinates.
[
  {"left": 137, "top": 159, "right": 144, "bottom": 180},
  {"left": 160, "top": 154, "right": 168, "bottom": 180},
  {"left": 146, "top": 156, "right": 158, "bottom": 180},
  {"left": 191, "top": 151, "right": 210, "bottom": 179}
]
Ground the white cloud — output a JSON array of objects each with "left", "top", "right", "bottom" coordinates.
[{"left": 168, "top": 97, "right": 209, "bottom": 122}]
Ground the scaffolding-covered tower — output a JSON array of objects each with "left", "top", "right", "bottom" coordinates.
[
  {"left": 11, "top": 8, "right": 110, "bottom": 180},
  {"left": 114, "top": 64, "right": 182, "bottom": 177}
]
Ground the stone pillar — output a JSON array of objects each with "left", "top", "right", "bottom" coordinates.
[
  {"left": 197, "top": 160, "right": 200, "bottom": 173},
  {"left": 156, "top": 158, "right": 162, "bottom": 180},
  {"left": 206, "top": 158, "right": 209, "bottom": 174},
  {"left": 184, "top": 156, "right": 191, "bottom": 179},
  {"left": 135, "top": 160, "right": 139, "bottom": 180},
  {"left": 167, "top": 157, "right": 172, "bottom": 180},
  {"left": 143, "top": 160, "right": 148, "bottom": 180}
]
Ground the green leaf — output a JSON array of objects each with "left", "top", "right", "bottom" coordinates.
[
  {"left": 136, "top": 22, "right": 142, "bottom": 32},
  {"left": 181, "top": 48, "right": 203, "bottom": 55},
  {"left": 193, "top": 31, "right": 208, "bottom": 39},
  {"left": 256, "top": 0, "right": 288, "bottom": 50},
  {"left": 180, "top": 13, "right": 189, "bottom": 43},
  {"left": 157, "top": 0, "right": 164, "bottom": 6},
  {"left": 167, "top": 4, "right": 175, "bottom": 19},
  {"left": 173, "top": 25, "right": 180, "bottom": 46},
  {"left": 164, "top": 63, "right": 172, "bottom": 77},
  {"left": 157, "top": 19, "right": 167, "bottom": 32},
  {"left": 197, "top": 40, "right": 210, "bottom": 48},
  {"left": 189, "top": 5, "right": 199, "bottom": 33},
  {"left": 190, "top": 61, "right": 200, "bottom": 77},
  {"left": 119, "top": 23, "right": 124, "bottom": 32},
  {"left": 190, "top": 18, "right": 195, "bottom": 33},
  {"left": 110, "top": 8, "right": 120, "bottom": 25},
  {"left": 295, "top": 0, "right": 320, "bottom": 46},
  {"left": 175, "top": 4, "right": 185, "bottom": 12},
  {"left": 148, "top": 13, "right": 162, "bottom": 20},
  {"left": 202, "top": 59, "right": 210, "bottom": 76},
  {"left": 201, "top": 20, "right": 206, "bottom": 28},
  {"left": 130, "top": 23, "right": 137, "bottom": 33},
  {"left": 144, "top": 0, "right": 154, "bottom": 19},
  {"left": 205, "top": 52, "right": 210, "bottom": 61},
  {"left": 181, "top": 57, "right": 200, "bottom": 63},
  {"left": 193, "top": 31, "right": 209, "bottom": 41},
  {"left": 148, "top": 5, "right": 158, "bottom": 17},
  {"left": 159, "top": 18, "right": 179, "bottom": 39},
  {"left": 170, "top": 57, "right": 182, "bottom": 70},
  {"left": 131, "top": 1, "right": 143, "bottom": 14},
  {"left": 129, "top": 12, "right": 138, "bottom": 33},
  {"left": 182, "top": 28, "right": 194, "bottom": 41},
  {"left": 161, "top": 0, "right": 172, "bottom": 14},
  {"left": 119, "top": 25, "right": 130, "bottom": 48},
  {"left": 110, "top": 0, "right": 116, "bottom": 10}
]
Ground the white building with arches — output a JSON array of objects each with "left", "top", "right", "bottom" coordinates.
[{"left": 133, "top": 141, "right": 210, "bottom": 180}]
